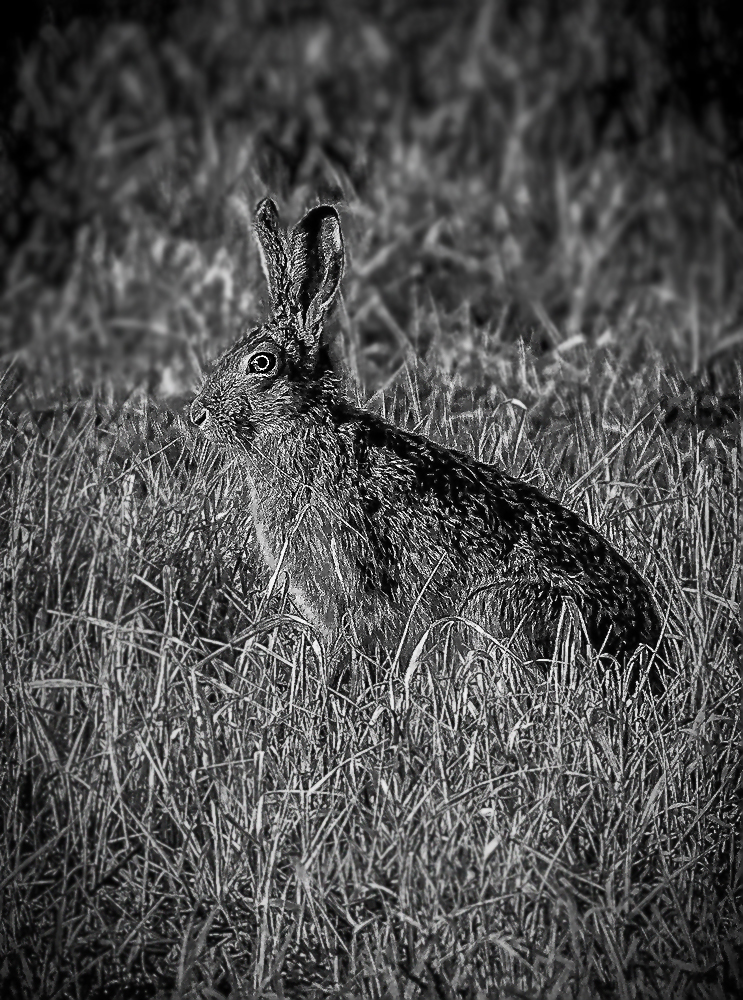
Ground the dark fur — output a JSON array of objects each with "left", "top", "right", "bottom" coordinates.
[{"left": 191, "top": 200, "right": 662, "bottom": 675}]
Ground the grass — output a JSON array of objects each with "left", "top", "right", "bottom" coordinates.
[
  {"left": 0, "top": 2, "right": 741, "bottom": 997},
  {"left": 0, "top": 346, "right": 739, "bottom": 998}
]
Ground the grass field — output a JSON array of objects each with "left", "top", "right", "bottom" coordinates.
[{"left": 1, "top": 3, "right": 741, "bottom": 998}]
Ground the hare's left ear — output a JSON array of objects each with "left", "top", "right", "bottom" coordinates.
[
  {"left": 289, "top": 206, "right": 344, "bottom": 334},
  {"left": 254, "top": 197, "right": 290, "bottom": 303}
]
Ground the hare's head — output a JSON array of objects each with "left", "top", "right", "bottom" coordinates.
[{"left": 190, "top": 199, "right": 344, "bottom": 448}]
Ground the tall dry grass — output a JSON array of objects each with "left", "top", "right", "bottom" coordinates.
[{"left": 0, "top": 340, "right": 739, "bottom": 996}]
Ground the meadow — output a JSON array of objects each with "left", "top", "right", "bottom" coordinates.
[{"left": 0, "top": 2, "right": 741, "bottom": 997}]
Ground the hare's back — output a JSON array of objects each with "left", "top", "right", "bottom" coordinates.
[
  {"left": 346, "top": 412, "right": 530, "bottom": 556},
  {"left": 343, "top": 410, "right": 659, "bottom": 653}
]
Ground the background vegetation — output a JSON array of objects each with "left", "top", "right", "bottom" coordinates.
[{"left": 0, "top": 1, "right": 740, "bottom": 997}]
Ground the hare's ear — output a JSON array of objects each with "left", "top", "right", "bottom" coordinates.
[
  {"left": 289, "top": 206, "right": 344, "bottom": 333},
  {"left": 253, "top": 197, "right": 289, "bottom": 302}
]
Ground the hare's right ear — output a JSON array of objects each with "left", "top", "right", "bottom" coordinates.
[
  {"left": 289, "top": 205, "right": 344, "bottom": 334},
  {"left": 253, "top": 198, "right": 290, "bottom": 302}
]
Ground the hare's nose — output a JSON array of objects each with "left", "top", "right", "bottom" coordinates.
[{"left": 190, "top": 398, "right": 210, "bottom": 427}]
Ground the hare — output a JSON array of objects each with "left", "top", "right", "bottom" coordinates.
[{"left": 190, "top": 199, "right": 662, "bottom": 676}]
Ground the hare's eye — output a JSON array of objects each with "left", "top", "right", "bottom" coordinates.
[{"left": 247, "top": 351, "right": 277, "bottom": 375}]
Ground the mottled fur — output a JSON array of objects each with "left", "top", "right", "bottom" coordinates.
[{"left": 191, "top": 200, "right": 661, "bottom": 672}]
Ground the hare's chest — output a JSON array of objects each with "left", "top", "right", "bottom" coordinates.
[
  {"left": 245, "top": 477, "right": 282, "bottom": 571},
  {"left": 246, "top": 474, "right": 349, "bottom": 624}
]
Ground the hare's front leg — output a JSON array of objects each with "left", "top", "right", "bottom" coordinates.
[
  {"left": 255, "top": 506, "right": 349, "bottom": 646},
  {"left": 287, "top": 579, "right": 344, "bottom": 646}
]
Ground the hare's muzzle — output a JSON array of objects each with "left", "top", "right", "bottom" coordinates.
[{"left": 190, "top": 398, "right": 209, "bottom": 427}]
